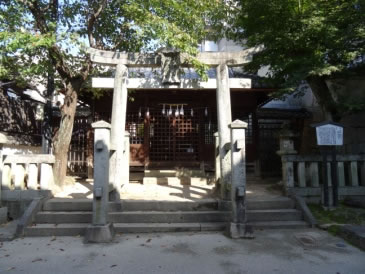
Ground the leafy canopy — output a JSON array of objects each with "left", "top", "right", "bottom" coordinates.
[
  {"left": 228, "top": 0, "right": 365, "bottom": 95},
  {"left": 0, "top": 0, "right": 226, "bottom": 86}
]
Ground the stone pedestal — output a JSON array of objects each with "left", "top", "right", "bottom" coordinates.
[
  {"left": 85, "top": 223, "right": 115, "bottom": 243},
  {"left": 85, "top": 121, "right": 115, "bottom": 243},
  {"left": 228, "top": 120, "right": 253, "bottom": 239},
  {"left": 229, "top": 222, "right": 254, "bottom": 239}
]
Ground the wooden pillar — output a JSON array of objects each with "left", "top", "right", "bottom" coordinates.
[
  {"left": 252, "top": 110, "right": 260, "bottom": 177},
  {"left": 337, "top": 162, "right": 345, "bottom": 187},
  {"left": 297, "top": 162, "right": 306, "bottom": 187},
  {"left": 349, "top": 161, "right": 359, "bottom": 187},
  {"left": 309, "top": 162, "right": 319, "bottom": 187}
]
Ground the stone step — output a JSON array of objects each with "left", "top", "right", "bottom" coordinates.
[
  {"left": 246, "top": 198, "right": 295, "bottom": 210},
  {"left": 42, "top": 199, "right": 221, "bottom": 212},
  {"left": 247, "top": 221, "right": 310, "bottom": 230},
  {"left": 36, "top": 212, "right": 92, "bottom": 224},
  {"left": 35, "top": 211, "right": 231, "bottom": 224},
  {"left": 24, "top": 222, "right": 228, "bottom": 236},
  {"left": 121, "top": 199, "right": 220, "bottom": 211},
  {"left": 142, "top": 176, "right": 214, "bottom": 186},
  {"left": 42, "top": 198, "right": 295, "bottom": 212},
  {"left": 247, "top": 209, "right": 302, "bottom": 222},
  {"left": 144, "top": 169, "right": 206, "bottom": 178},
  {"left": 35, "top": 209, "right": 301, "bottom": 224},
  {"left": 24, "top": 220, "right": 310, "bottom": 237},
  {"left": 114, "top": 222, "right": 227, "bottom": 233},
  {"left": 24, "top": 219, "right": 310, "bottom": 237},
  {"left": 109, "top": 211, "right": 230, "bottom": 223},
  {"left": 25, "top": 223, "right": 87, "bottom": 237},
  {"left": 43, "top": 199, "right": 121, "bottom": 212}
]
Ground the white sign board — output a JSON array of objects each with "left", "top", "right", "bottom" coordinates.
[{"left": 316, "top": 124, "right": 343, "bottom": 146}]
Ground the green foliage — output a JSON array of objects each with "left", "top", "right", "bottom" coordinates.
[
  {"left": 0, "top": 0, "right": 226, "bottom": 89},
  {"left": 308, "top": 203, "right": 365, "bottom": 225},
  {"left": 228, "top": 0, "right": 365, "bottom": 100}
]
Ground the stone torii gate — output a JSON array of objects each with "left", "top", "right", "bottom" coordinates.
[{"left": 89, "top": 47, "right": 260, "bottom": 200}]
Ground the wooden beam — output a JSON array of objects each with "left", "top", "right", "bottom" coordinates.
[{"left": 92, "top": 77, "right": 252, "bottom": 89}]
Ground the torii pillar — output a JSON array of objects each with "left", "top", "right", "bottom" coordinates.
[
  {"left": 216, "top": 63, "right": 232, "bottom": 200},
  {"left": 109, "top": 64, "right": 128, "bottom": 199}
]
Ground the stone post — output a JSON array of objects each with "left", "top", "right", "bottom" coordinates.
[
  {"left": 214, "top": 132, "right": 221, "bottom": 184},
  {"left": 109, "top": 64, "right": 128, "bottom": 200},
  {"left": 0, "top": 142, "right": 5, "bottom": 224},
  {"left": 228, "top": 120, "right": 253, "bottom": 239},
  {"left": 216, "top": 64, "right": 232, "bottom": 200},
  {"left": 0, "top": 142, "right": 3, "bottom": 208},
  {"left": 121, "top": 132, "right": 130, "bottom": 189},
  {"left": 0, "top": 133, "right": 7, "bottom": 209},
  {"left": 276, "top": 129, "right": 298, "bottom": 195},
  {"left": 85, "top": 121, "right": 115, "bottom": 243}
]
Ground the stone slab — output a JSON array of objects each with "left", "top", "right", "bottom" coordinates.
[{"left": 339, "top": 225, "right": 365, "bottom": 250}]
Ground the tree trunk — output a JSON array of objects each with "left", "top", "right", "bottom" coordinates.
[
  {"left": 306, "top": 75, "right": 341, "bottom": 122},
  {"left": 52, "top": 80, "right": 79, "bottom": 187}
]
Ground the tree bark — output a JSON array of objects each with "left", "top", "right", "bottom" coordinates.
[
  {"left": 52, "top": 80, "right": 80, "bottom": 187},
  {"left": 306, "top": 75, "right": 341, "bottom": 122}
]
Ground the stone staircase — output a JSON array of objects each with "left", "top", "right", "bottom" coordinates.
[{"left": 24, "top": 197, "right": 309, "bottom": 236}]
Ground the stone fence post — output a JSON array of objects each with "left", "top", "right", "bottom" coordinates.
[
  {"left": 0, "top": 140, "right": 3, "bottom": 207},
  {"left": 85, "top": 120, "right": 115, "bottom": 243},
  {"left": 0, "top": 133, "right": 8, "bottom": 208},
  {"left": 214, "top": 132, "right": 221, "bottom": 185},
  {"left": 228, "top": 120, "right": 252, "bottom": 239},
  {"left": 0, "top": 137, "right": 5, "bottom": 223}
]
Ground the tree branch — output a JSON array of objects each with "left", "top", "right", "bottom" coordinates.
[
  {"left": 19, "top": 0, "right": 72, "bottom": 81},
  {"left": 87, "top": 0, "right": 108, "bottom": 48}
]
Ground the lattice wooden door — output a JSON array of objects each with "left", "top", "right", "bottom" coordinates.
[{"left": 149, "top": 109, "right": 199, "bottom": 162}]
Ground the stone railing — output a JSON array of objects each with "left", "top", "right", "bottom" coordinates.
[
  {"left": 1, "top": 154, "right": 55, "bottom": 191},
  {"left": 281, "top": 154, "right": 365, "bottom": 200}
]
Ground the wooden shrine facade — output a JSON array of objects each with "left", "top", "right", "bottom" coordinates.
[{"left": 91, "top": 88, "right": 271, "bottom": 169}]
